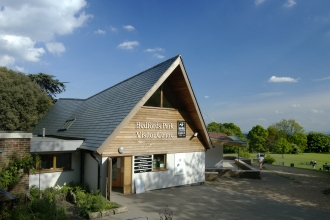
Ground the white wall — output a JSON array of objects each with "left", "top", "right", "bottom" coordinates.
[
  {"left": 29, "top": 152, "right": 80, "bottom": 190},
  {"left": 84, "top": 152, "right": 99, "bottom": 191},
  {"left": 132, "top": 152, "right": 205, "bottom": 193},
  {"left": 205, "top": 145, "right": 223, "bottom": 168}
]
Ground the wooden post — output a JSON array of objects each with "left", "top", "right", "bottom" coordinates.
[{"left": 107, "top": 157, "right": 112, "bottom": 201}]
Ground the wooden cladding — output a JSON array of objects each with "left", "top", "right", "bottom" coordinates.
[{"left": 102, "top": 107, "right": 205, "bottom": 156}]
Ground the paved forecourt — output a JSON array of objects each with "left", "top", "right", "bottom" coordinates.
[{"left": 100, "top": 184, "right": 330, "bottom": 220}]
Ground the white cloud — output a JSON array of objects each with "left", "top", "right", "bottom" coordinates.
[
  {"left": 255, "top": 0, "right": 265, "bottom": 6},
  {"left": 15, "top": 65, "right": 24, "bottom": 72},
  {"left": 153, "top": 54, "right": 165, "bottom": 59},
  {"left": 0, "top": 34, "right": 45, "bottom": 62},
  {"left": 117, "top": 41, "right": 139, "bottom": 50},
  {"left": 275, "top": 111, "right": 284, "bottom": 114},
  {"left": 311, "top": 109, "right": 324, "bottom": 114},
  {"left": 123, "top": 25, "right": 135, "bottom": 31},
  {"left": 110, "top": 26, "right": 117, "bottom": 32},
  {"left": 291, "top": 104, "right": 300, "bottom": 107},
  {"left": 268, "top": 76, "right": 299, "bottom": 83},
  {"left": 94, "top": 29, "right": 106, "bottom": 35},
  {"left": 46, "top": 42, "right": 66, "bottom": 56},
  {"left": 0, "top": 55, "right": 15, "bottom": 66},
  {"left": 144, "top": 47, "right": 164, "bottom": 52},
  {"left": 205, "top": 96, "right": 209, "bottom": 99},
  {"left": 284, "top": 0, "right": 297, "bottom": 8},
  {"left": 314, "top": 76, "right": 330, "bottom": 81},
  {"left": 0, "top": 1, "right": 92, "bottom": 67}
]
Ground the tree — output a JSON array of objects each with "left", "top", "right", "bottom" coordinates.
[
  {"left": 247, "top": 125, "right": 268, "bottom": 153},
  {"left": 266, "top": 126, "right": 279, "bottom": 152},
  {"left": 207, "top": 122, "right": 221, "bottom": 133},
  {"left": 272, "top": 119, "right": 304, "bottom": 136},
  {"left": 291, "top": 133, "right": 307, "bottom": 153},
  {"left": 307, "top": 132, "right": 330, "bottom": 153},
  {"left": 270, "top": 119, "right": 306, "bottom": 154},
  {"left": 273, "top": 138, "right": 291, "bottom": 157},
  {"left": 0, "top": 67, "right": 53, "bottom": 130},
  {"left": 27, "top": 73, "right": 67, "bottom": 101}
]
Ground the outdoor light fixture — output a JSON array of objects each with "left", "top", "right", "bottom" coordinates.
[
  {"left": 194, "top": 132, "right": 198, "bottom": 137},
  {"left": 118, "top": 146, "right": 125, "bottom": 154}
]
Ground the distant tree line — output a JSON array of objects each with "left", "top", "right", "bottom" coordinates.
[{"left": 207, "top": 119, "right": 330, "bottom": 154}]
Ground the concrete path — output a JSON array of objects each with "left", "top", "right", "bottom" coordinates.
[{"left": 100, "top": 184, "right": 330, "bottom": 220}]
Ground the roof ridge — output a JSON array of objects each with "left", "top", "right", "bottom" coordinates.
[
  {"left": 86, "top": 55, "right": 180, "bottom": 100},
  {"left": 58, "top": 98, "right": 86, "bottom": 101}
]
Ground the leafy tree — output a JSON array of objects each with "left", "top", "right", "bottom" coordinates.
[
  {"left": 220, "top": 122, "right": 245, "bottom": 139},
  {"left": 307, "top": 132, "right": 330, "bottom": 153},
  {"left": 207, "top": 122, "right": 221, "bottom": 133},
  {"left": 247, "top": 125, "right": 268, "bottom": 153},
  {"left": 270, "top": 119, "right": 306, "bottom": 154},
  {"left": 266, "top": 126, "right": 280, "bottom": 152},
  {"left": 0, "top": 67, "right": 53, "bottom": 130},
  {"left": 27, "top": 73, "right": 67, "bottom": 101},
  {"left": 273, "top": 138, "right": 291, "bottom": 157},
  {"left": 272, "top": 119, "right": 304, "bottom": 136},
  {"left": 291, "top": 133, "right": 307, "bottom": 153}
]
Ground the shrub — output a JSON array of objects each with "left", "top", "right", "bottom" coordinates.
[
  {"left": 264, "top": 154, "right": 276, "bottom": 164},
  {"left": 76, "top": 190, "right": 119, "bottom": 217},
  {"left": 239, "top": 150, "right": 250, "bottom": 159}
]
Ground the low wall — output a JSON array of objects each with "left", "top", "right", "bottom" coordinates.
[
  {"left": 235, "top": 159, "right": 255, "bottom": 170},
  {"left": 206, "top": 158, "right": 260, "bottom": 179},
  {"left": 206, "top": 168, "right": 260, "bottom": 179}
]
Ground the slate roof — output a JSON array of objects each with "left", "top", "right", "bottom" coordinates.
[{"left": 32, "top": 55, "right": 181, "bottom": 152}]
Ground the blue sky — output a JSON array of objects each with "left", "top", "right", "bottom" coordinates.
[{"left": 1, "top": 0, "right": 330, "bottom": 133}]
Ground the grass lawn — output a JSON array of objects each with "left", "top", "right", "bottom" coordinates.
[{"left": 225, "top": 153, "right": 330, "bottom": 171}]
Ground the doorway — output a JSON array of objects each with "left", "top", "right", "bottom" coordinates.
[
  {"left": 112, "top": 157, "right": 123, "bottom": 192},
  {"left": 107, "top": 156, "right": 132, "bottom": 196}
]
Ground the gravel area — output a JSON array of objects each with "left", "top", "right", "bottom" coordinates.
[{"left": 206, "top": 163, "right": 330, "bottom": 212}]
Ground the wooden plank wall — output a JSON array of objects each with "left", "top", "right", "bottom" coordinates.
[
  {"left": 102, "top": 107, "right": 205, "bottom": 156},
  {"left": 123, "top": 157, "right": 132, "bottom": 194}
]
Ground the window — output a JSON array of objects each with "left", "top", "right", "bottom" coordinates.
[
  {"left": 58, "top": 118, "right": 76, "bottom": 131},
  {"left": 144, "top": 82, "right": 182, "bottom": 109},
  {"left": 153, "top": 154, "right": 166, "bottom": 171},
  {"left": 37, "top": 153, "right": 72, "bottom": 171}
]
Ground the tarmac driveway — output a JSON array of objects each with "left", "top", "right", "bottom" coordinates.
[{"left": 102, "top": 184, "right": 330, "bottom": 220}]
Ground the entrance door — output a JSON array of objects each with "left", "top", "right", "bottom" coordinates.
[
  {"left": 112, "top": 157, "right": 123, "bottom": 187},
  {"left": 108, "top": 157, "right": 132, "bottom": 195}
]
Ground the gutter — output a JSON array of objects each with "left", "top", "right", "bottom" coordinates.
[{"left": 89, "top": 152, "right": 100, "bottom": 190}]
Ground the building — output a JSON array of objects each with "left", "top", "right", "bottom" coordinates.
[{"left": 31, "top": 55, "right": 212, "bottom": 196}]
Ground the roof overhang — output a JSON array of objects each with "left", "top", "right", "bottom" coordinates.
[
  {"left": 208, "top": 132, "right": 246, "bottom": 147},
  {"left": 30, "top": 136, "right": 84, "bottom": 153}
]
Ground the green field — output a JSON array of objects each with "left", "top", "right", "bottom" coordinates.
[{"left": 225, "top": 153, "right": 330, "bottom": 171}]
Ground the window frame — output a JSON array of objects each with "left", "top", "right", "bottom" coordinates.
[
  {"left": 152, "top": 154, "right": 167, "bottom": 171},
  {"left": 36, "top": 153, "right": 72, "bottom": 172}
]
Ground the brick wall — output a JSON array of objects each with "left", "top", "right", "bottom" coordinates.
[{"left": 0, "top": 132, "right": 32, "bottom": 195}]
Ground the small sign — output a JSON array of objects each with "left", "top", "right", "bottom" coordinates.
[
  {"left": 134, "top": 155, "right": 152, "bottom": 173},
  {"left": 177, "top": 121, "right": 186, "bottom": 138}
]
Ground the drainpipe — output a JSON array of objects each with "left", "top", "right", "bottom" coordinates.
[{"left": 90, "top": 152, "right": 100, "bottom": 190}]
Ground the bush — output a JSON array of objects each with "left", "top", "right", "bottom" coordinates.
[
  {"left": 76, "top": 190, "right": 119, "bottom": 217},
  {"left": 239, "top": 150, "right": 250, "bottom": 159},
  {"left": 264, "top": 154, "right": 276, "bottom": 164}
]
